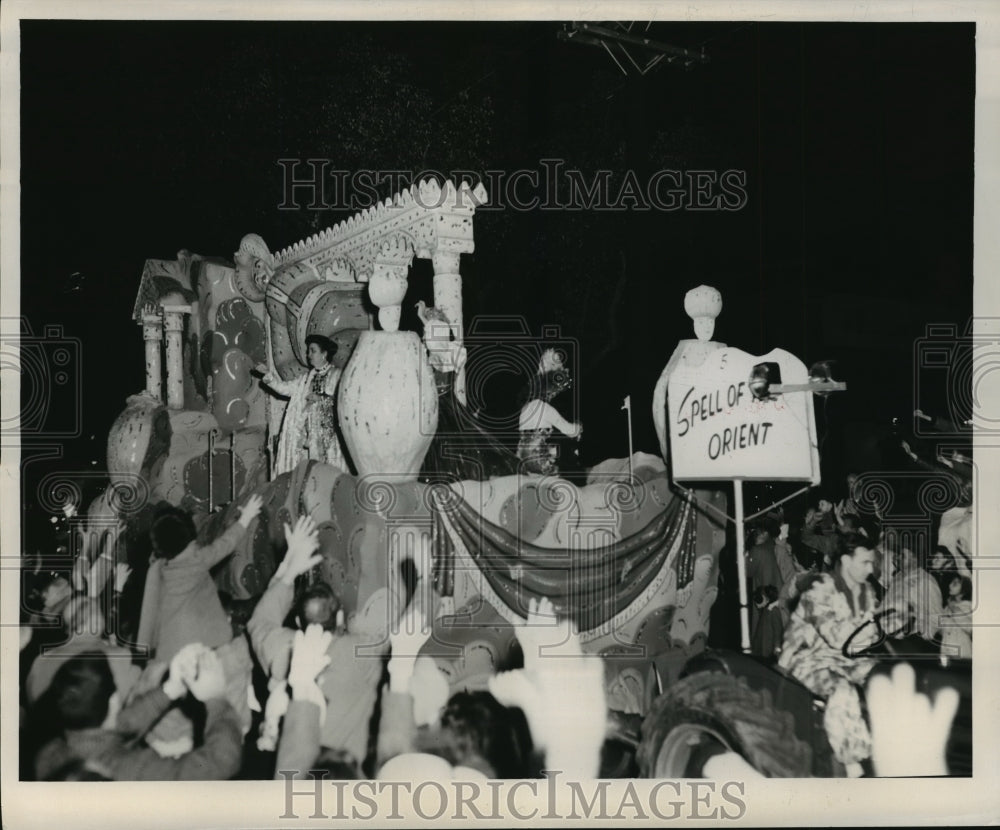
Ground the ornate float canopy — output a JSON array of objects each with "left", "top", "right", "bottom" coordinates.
[
  {"left": 270, "top": 178, "right": 489, "bottom": 282},
  {"left": 250, "top": 178, "right": 488, "bottom": 392}
]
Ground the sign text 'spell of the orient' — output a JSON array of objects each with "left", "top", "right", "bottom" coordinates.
[{"left": 674, "top": 382, "right": 774, "bottom": 461}]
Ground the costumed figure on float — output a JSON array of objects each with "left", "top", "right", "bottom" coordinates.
[
  {"left": 416, "top": 301, "right": 520, "bottom": 483},
  {"left": 257, "top": 333, "right": 348, "bottom": 476},
  {"left": 516, "top": 348, "right": 583, "bottom": 477}
]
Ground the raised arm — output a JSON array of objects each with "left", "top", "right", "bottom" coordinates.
[
  {"left": 258, "top": 366, "right": 303, "bottom": 398},
  {"left": 519, "top": 399, "right": 581, "bottom": 438},
  {"left": 488, "top": 597, "right": 606, "bottom": 781},
  {"left": 247, "top": 515, "right": 321, "bottom": 679},
  {"left": 114, "top": 649, "right": 242, "bottom": 780},
  {"left": 192, "top": 494, "right": 263, "bottom": 569},
  {"left": 274, "top": 625, "right": 332, "bottom": 779},
  {"left": 376, "top": 592, "right": 433, "bottom": 772},
  {"left": 117, "top": 644, "right": 202, "bottom": 738}
]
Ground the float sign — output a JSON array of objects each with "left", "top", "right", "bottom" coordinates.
[{"left": 667, "top": 347, "right": 820, "bottom": 482}]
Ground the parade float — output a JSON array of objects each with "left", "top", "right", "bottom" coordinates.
[
  {"left": 70, "top": 178, "right": 969, "bottom": 779},
  {"left": 83, "top": 177, "right": 720, "bottom": 698}
]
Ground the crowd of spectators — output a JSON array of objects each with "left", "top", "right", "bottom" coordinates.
[
  {"left": 18, "top": 430, "right": 971, "bottom": 783},
  {"left": 19, "top": 500, "right": 609, "bottom": 783}
]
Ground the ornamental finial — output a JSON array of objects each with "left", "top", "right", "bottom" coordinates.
[{"left": 684, "top": 285, "right": 722, "bottom": 342}]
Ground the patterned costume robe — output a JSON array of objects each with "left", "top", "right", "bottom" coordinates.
[
  {"left": 778, "top": 572, "right": 877, "bottom": 768},
  {"left": 264, "top": 364, "right": 346, "bottom": 476}
]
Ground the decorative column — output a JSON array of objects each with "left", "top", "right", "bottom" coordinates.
[
  {"left": 162, "top": 304, "right": 192, "bottom": 410},
  {"left": 338, "top": 254, "right": 438, "bottom": 482},
  {"left": 141, "top": 308, "right": 164, "bottom": 402},
  {"left": 432, "top": 249, "right": 465, "bottom": 406}
]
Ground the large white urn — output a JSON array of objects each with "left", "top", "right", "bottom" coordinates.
[{"left": 338, "top": 329, "right": 438, "bottom": 481}]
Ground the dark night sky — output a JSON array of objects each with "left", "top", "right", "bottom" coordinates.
[{"left": 19, "top": 20, "right": 975, "bottom": 503}]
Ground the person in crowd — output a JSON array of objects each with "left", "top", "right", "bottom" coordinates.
[
  {"left": 747, "top": 519, "right": 782, "bottom": 636},
  {"left": 20, "top": 571, "right": 76, "bottom": 691},
  {"left": 835, "top": 511, "right": 869, "bottom": 539},
  {"left": 777, "top": 533, "right": 882, "bottom": 777},
  {"left": 268, "top": 582, "right": 530, "bottom": 782},
  {"left": 880, "top": 532, "right": 943, "bottom": 642},
  {"left": 25, "top": 596, "right": 140, "bottom": 708},
  {"left": 517, "top": 349, "right": 582, "bottom": 477},
  {"left": 938, "top": 480, "right": 973, "bottom": 579},
  {"left": 774, "top": 521, "right": 803, "bottom": 588},
  {"left": 271, "top": 625, "right": 363, "bottom": 780},
  {"left": 374, "top": 592, "right": 531, "bottom": 780},
  {"left": 272, "top": 593, "right": 605, "bottom": 783},
  {"left": 748, "top": 520, "right": 783, "bottom": 596},
  {"left": 801, "top": 494, "right": 840, "bottom": 566},
  {"left": 137, "top": 494, "right": 262, "bottom": 664},
  {"left": 489, "top": 597, "right": 607, "bottom": 781},
  {"left": 134, "top": 494, "right": 262, "bottom": 754},
  {"left": 837, "top": 472, "right": 862, "bottom": 518},
  {"left": 247, "top": 514, "right": 404, "bottom": 776},
  {"left": 929, "top": 545, "right": 958, "bottom": 598},
  {"left": 255, "top": 580, "right": 344, "bottom": 752},
  {"left": 257, "top": 333, "right": 348, "bottom": 477},
  {"left": 750, "top": 585, "right": 784, "bottom": 660},
  {"left": 30, "top": 572, "right": 74, "bottom": 625},
  {"left": 31, "top": 643, "right": 242, "bottom": 781},
  {"left": 939, "top": 575, "right": 973, "bottom": 659}
]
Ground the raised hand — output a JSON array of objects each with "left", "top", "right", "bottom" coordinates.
[
  {"left": 387, "top": 591, "right": 433, "bottom": 693},
  {"left": 867, "top": 662, "right": 959, "bottom": 777},
  {"left": 287, "top": 625, "right": 332, "bottom": 718},
  {"left": 42, "top": 576, "right": 73, "bottom": 613},
  {"left": 389, "top": 591, "right": 433, "bottom": 660},
  {"left": 114, "top": 562, "right": 133, "bottom": 593},
  {"left": 186, "top": 648, "right": 227, "bottom": 702},
  {"left": 71, "top": 556, "right": 89, "bottom": 594},
  {"left": 239, "top": 493, "right": 264, "bottom": 528},
  {"left": 288, "top": 624, "right": 333, "bottom": 690},
  {"left": 257, "top": 679, "right": 291, "bottom": 752},
  {"left": 276, "top": 515, "right": 321, "bottom": 586},
  {"left": 488, "top": 597, "right": 606, "bottom": 777},
  {"left": 164, "top": 642, "right": 207, "bottom": 700}
]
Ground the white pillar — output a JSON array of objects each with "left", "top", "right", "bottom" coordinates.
[
  {"left": 141, "top": 311, "right": 163, "bottom": 402},
  {"left": 431, "top": 250, "right": 465, "bottom": 405},
  {"left": 162, "top": 304, "right": 192, "bottom": 410}
]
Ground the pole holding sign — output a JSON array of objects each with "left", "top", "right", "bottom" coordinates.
[{"left": 733, "top": 479, "right": 750, "bottom": 653}]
